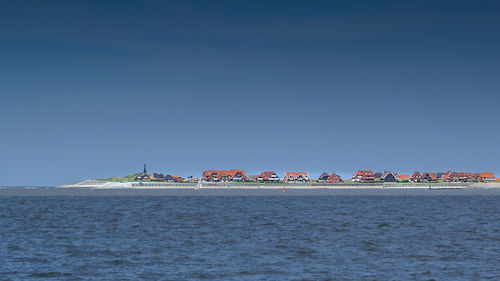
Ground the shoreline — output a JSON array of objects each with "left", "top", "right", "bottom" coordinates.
[
  {"left": 3, "top": 187, "right": 500, "bottom": 197},
  {"left": 56, "top": 180, "right": 500, "bottom": 189}
]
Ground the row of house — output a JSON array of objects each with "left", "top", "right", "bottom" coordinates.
[
  {"left": 202, "top": 170, "right": 344, "bottom": 183},
  {"left": 132, "top": 165, "right": 497, "bottom": 183},
  {"left": 410, "top": 171, "right": 496, "bottom": 183},
  {"left": 134, "top": 172, "right": 183, "bottom": 182}
]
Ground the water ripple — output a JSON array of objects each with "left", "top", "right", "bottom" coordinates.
[{"left": 0, "top": 196, "right": 499, "bottom": 280}]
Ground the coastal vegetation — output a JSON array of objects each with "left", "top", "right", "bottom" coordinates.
[{"left": 100, "top": 174, "right": 139, "bottom": 182}]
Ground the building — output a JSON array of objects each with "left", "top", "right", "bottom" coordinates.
[
  {"left": 478, "top": 172, "right": 496, "bottom": 182},
  {"left": 327, "top": 173, "right": 342, "bottom": 183},
  {"left": 202, "top": 170, "right": 249, "bottom": 182},
  {"left": 410, "top": 171, "right": 422, "bottom": 182},
  {"left": 373, "top": 172, "right": 383, "bottom": 180},
  {"left": 421, "top": 172, "right": 438, "bottom": 182},
  {"left": 446, "top": 172, "right": 474, "bottom": 182},
  {"left": 318, "top": 172, "right": 330, "bottom": 181},
  {"left": 255, "top": 171, "right": 280, "bottom": 182},
  {"left": 163, "top": 174, "right": 183, "bottom": 182},
  {"left": 164, "top": 174, "right": 175, "bottom": 182},
  {"left": 284, "top": 172, "right": 310, "bottom": 183},
  {"left": 399, "top": 174, "right": 410, "bottom": 181},
  {"left": 134, "top": 173, "right": 149, "bottom": 181},
  {"left": 185, "top": 176, "right": 199, "bottom": 182},
  {"left": 436, "top": 172, "right": 446, "bottom": 180},
  {"left": 352, "top": 170, "right": 374, "bottom": 182},
  {"left": 380, "top": 171, "right": 397, "bottom": 182},
  {"left": 134, "top": 164, "right": 149, "bottom": 181},
  {"left": 441, "top": 171, "right": 453, "bottom": 181},
  {"left": 149, "top": 173, "right": 165, "bottom": 181}
]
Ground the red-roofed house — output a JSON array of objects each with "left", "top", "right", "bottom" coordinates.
[
  {"left": 442, "top": 171, "right": 453, "bottom": 182},
  {"left": 410, "top": 171, "right": 422, "bottom": 182},
  {"left": 171, "top": 175, "right": 182, "bottom": 182},
  {"left": 255, "top": 171, "right": 280, "bottom": 182},
  {"left": 478, "top": 172, "right": 495, "bottom": 182},
  {"left": 399, "top": 174, "right": 410, "bottom": 181},
  {"left": 202, "top": 170, "right": 249, "bottom": 182},
  {"left": 446, "top": 172, "right": 474, "bottom": 182},
  {"left": 327, "top": 173, "right": 342, "bottom": 183},
  {"left": 284, "top": 172, "right": 310, "bottom": 183},
  {"left": 352, "top": 170, "right": 374, "bottom": 182}
]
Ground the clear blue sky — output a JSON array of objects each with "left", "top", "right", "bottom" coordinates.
[{"left": 1, "top": 0, "right": 499, "bottom": 186}]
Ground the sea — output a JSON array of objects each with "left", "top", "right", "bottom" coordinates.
[{"left": 1, "top": 187, "right": 500, "bottom": 280}]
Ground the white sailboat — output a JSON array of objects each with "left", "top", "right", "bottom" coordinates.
[{"left": 195, "top": 178, "right": 203, "bottom": 190}]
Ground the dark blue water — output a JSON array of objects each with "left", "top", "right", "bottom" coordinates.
[{"left": 1, "top": 194, "right": 500, "bottom": 280}]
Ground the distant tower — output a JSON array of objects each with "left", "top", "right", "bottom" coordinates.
[{"left": 143, "top": 164, "right": 147, "bottom": 174}]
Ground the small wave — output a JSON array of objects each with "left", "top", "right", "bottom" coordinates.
[{"left": 29, "top": 271, "right": 71, "bottom": 278}]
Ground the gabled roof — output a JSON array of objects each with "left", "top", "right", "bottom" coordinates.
[
  {"left": 202, "top": 169, "right": 248, "bottom": 180},
  {"left": 381, "top": 171, "right": 397, "bottom": 179},
  {"left": 285, "top": 172, "right": 309, "bottom": 176},
  {"left": 327, "top": 173, "right": 342, "bottom": 181},
  {"left": 258, "top": 171, "right": 278, "bottom": 180},
  {"left": 353, "top": 170, "right": 374, "bottom": 176},
  {"left": 284, "top": 172, "right": 309, "bottom": 180},
  {"left": 422, "top": 172, "right": 437, "bottom": 180},
  {"left": 479, "top": 172, "right": 495, "bottom": 178},
  {"left": 318, "top": 172, "right": 329, "bottom": 180}
]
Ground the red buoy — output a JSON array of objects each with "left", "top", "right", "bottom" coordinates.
[{"left": 90, "top": 187, "right": 94, "bottom": 191}]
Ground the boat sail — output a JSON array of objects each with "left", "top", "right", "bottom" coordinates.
[{"left": 196, "top": 178, "right": 203, "bottom": 190}]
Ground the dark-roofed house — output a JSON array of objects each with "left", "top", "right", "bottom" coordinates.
[
  {"left": 149, "top": 173, "right": 165, "bottom": 181},
  {"left": 373, "top": 172, "right": 383, "bottom": 180},
  {"left": 164, "top": 174, "right": 175, "bottom": 182},
  {"left": 163, "top": 174, "right": 182, "bottom": 182},
  {"left": 380, "top": 171, "right": 397, "bottom": 182},
  {"left": 352, "top": 170, "right": 374, "bottom": 182},
  {"left": 421, "top": 173, "right": 438, "bottom": 182},
  {"left": 318, "top": 172, "right": 330, "bottom": 181},
  {"left": 256, "top": 171, "right": 280, "bottom": 182}
]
